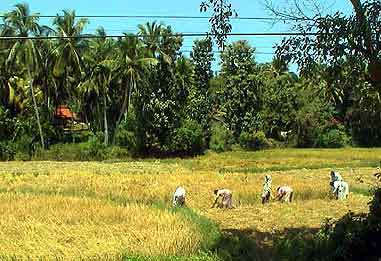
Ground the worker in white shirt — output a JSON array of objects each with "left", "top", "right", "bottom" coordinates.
[
  {"left": 172, "top": 186, "right": 186, "bottom": 207},
  {"left": 275, "top": 186, "right": 294, "bottom": 203}
]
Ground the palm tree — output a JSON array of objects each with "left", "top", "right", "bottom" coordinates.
[
  {"left": 52, "top": 10, "right": 88, "bottom": 103},
  {"left": 113, "top": 34, "right": 157, "bottom": 142},
  {"left": 79, "top": 27, "right": 115, "bottom": 145},
  {"left": 4, "top": 3, "right": 45, "bottom": 148},
  {"left": 138, "top": 22, "right": 172, "bottom": 64}
]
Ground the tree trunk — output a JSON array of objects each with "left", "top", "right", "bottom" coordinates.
[
  {"left": 29, "top": 76, "right": 45, "bottom": 149},
  {"left": 112, "top": 78, "right": 130, "bottom": 144},
  {"left": 103, "top": 93, "right": 108, "bottom": 146}
]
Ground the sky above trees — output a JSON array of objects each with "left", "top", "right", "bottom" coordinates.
[{"left": 0, "top": 0, "right": 354, "bottom": 72}]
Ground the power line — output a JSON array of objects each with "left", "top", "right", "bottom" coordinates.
[
  {"left": 181, "top": 50, "right": 275, "bottom": 55},
  {"left": 0, "top": 32, "right": 318, "bottom": 41},
  {"left": 0, "top": 14, "right": 303, "bottom": 21}
]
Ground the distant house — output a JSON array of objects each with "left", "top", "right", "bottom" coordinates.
[
  {"left": 54, "top": 105, "right": 89, "bottom": 133},
  {"left": 54, "top": 105, "right": 80, "bottom": 130}
]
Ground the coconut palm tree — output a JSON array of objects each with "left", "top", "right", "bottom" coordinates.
[
  {"left": 52, "top": 9, "right": 88, "bottom": 103},
  {"left": 79, "top": 27, "right": 115, "bottom": 145},
  {"left": 138, "top": 22, "right": 172, "bottom": 64},
  {"left": 112, "top": 34, "right": 157, "bottom": 142},
  {"left": 4, "top": 3, "right": 45, "bottom": 148}
]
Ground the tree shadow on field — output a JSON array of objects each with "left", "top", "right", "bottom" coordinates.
[{"left": 212, "top": 227, "right": 320, "bottom": 261}]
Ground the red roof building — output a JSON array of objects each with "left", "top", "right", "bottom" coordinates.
[{"left": 54, "top": 105, "right": 76, "bottom": 120}]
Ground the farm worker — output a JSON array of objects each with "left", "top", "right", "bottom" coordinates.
[
  {"left": 212, "top": 188, "right": 234, "bottom": 208},
  {"left": 329, "top": 170, "right": 347, "bottom": 198},
  {"left": 275, "top": 186, "right": 294, "bottom": 203},
  {"left": 261, "top": 175, "right": 272, "bottom": 204},
  {"left": 332, "top": 180, "right": 349, "bottom": 200},
  {"left": 172, "top": 186, "right": 186, "bottom": 207},
  {"left": 330, "top": 170, "right": 343, "bottom": 187}
]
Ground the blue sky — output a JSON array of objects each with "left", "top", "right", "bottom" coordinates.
[{"left": 0, "top": 0, "right": 354, "bottom": 72}]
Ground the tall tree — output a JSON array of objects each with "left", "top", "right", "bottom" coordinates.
[
  {"left": 80, "top": 27, "right": 114, "bottom": 145},
  {"left": 52, "top": 10, "right": 88, "bottom": 104},
  {"left": 4, "top": 3, "right": 45, "bottom": 148},
  {"left": 113, "top": 34, "right": 157, "bottom": 143},
  {"left": 188, "top": 38, "right": 214, "bottom": 132},
  {"left": 220, "top": 40, "right": 263, "bottom": 137}
]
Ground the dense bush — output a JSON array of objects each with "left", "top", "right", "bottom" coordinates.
[
  {"left": 87, "top": 133, "right": 107, "bottom": 160},
  {"left": 34, "top": 139, "right": 130, "bottom": 161},
  {"left": 209, "top": 123, "right": 235, "bottom": 152},
  {"left": 168, "top": 120, "right": 205, "bottom": 156},
  {"left": 0, "top": 142, "right": 16, "bottom": 161},
  {"left": 239, "top": 130, "right": 269, "bottom": 150},
  {"left": 317, "top": 128, "right": 349, "bottom": 148},
  {"left": 115, "top": 113, "right": 137, "bottom": 153}
]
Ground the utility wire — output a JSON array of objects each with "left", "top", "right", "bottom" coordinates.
[
  {"left": 0, "top": 14, "right": 304, "bottom": 21},
  {"left": 0, "top": 32, "right": 318, "bottom": 40},
  {"left": 181, "top": 50, "right": 275, "bottom": 55}
]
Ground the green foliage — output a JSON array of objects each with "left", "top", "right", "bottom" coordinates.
[
  {"left": 209, "top": 122, "right": 235, "bottom": 152},
  {"left": 115, "top": 112, "right": 138, "bottom": 152},
  {"left": 87, "top": 132, "right": 108, "bottom": 160},
  {"left": 220, "top": 40, "right": 264, "bottom": 137},
  {"left": 168, "top": 120, "right": 205, "bottom": 156},
  {"left": 275, "top": 186, "right": 381, "bottom": 261},
  {"left": 0, "top": 142, "right": 15, "bottom": 161},
  {"left": 239, "top": 131, "right": 269, "bottom": 151},
  {"left": 187, "top": 38, "right": 214, "bottom": 133},
  {"left": 317, "top": 128, "right": 349, "bottom": 148},
  {"left": 35, "top": 142, "right": 130, "bottom": 161},
  {"left": 260, "top": 67, "right": 298, "bottom": 139}
]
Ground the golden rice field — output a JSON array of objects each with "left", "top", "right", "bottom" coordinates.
[{"left": 0, "top": 148, "right": 379, "bottom": 260}]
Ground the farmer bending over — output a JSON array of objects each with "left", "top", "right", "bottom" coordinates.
[
  {"left": 212, "top": 188, "right": 234, "bottom": 208},
  {"left": 276, "top": 186, "right": 294, "bottom": 203},
  {"left": 332, "top": 180, "right": 349, "bottom": 200},
  {"left": 261, "top": 175, "right": 272, "bottom": 204},
  {"left": 172, "top": 186, "right": 186, "bottom": 207},
  {"left": 330, "top": 170, "right": 343, "bottom": 186}
]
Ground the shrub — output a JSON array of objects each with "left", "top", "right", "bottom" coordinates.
[
  {"left": 239, "top": 130, "right": 269, "bottom": 150},
  {"left": 169, "top": 120, "right": 205, "bottom": 156},
  {"left": 316, "top": 124, "right": 350, "bottom": 148},
  {"left": 209, "top": 123, "right": 235, "bottom": 152},
  {"left": 317, "top": 129, "right": 349, "bottom": 148},
  {"left": 116, "top": 129, "right": 137, "bottom": 151},
  {"left": 0, "top": 142, "right": 16, "bottom": 161},
  {"left": 87, "top": 132, "right": 107, "bottom": 160}
]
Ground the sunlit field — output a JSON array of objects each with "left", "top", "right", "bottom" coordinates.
[{"left": 0, "top": 148, "right": 379, "bottom": 259}]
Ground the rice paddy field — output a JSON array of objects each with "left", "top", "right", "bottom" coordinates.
[{"left": 0, "top": 148, "right": 380, "bottom": 260}]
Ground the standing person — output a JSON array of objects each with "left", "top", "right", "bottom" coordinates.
[
  {"left": 172, "top": 186, "right": 186, "bottom": 207},
  {"left": 261, "top": 175, "right": 272, "bottom": 204},
  {"left": 212, "top": 188, "right": 234, "bottom": 209},
  {"left": 276, "top": 186, "right": 294, "bottom": 203}
]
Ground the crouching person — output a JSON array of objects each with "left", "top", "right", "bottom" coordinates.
[
  {"left": 332, "top": 181, "right": 349, "bottom": 200},
  {"left": 261, "top": 175, "right": 272, "bottom": 204},
  {"left": 212, "top": 188, "right": 234, "bottom": 209},
  {"left": 172, "top": 186, "right": 186, "bottom": 207},
  {"left": 276, "top": 186, "right": 294, "bottom": 203}
]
